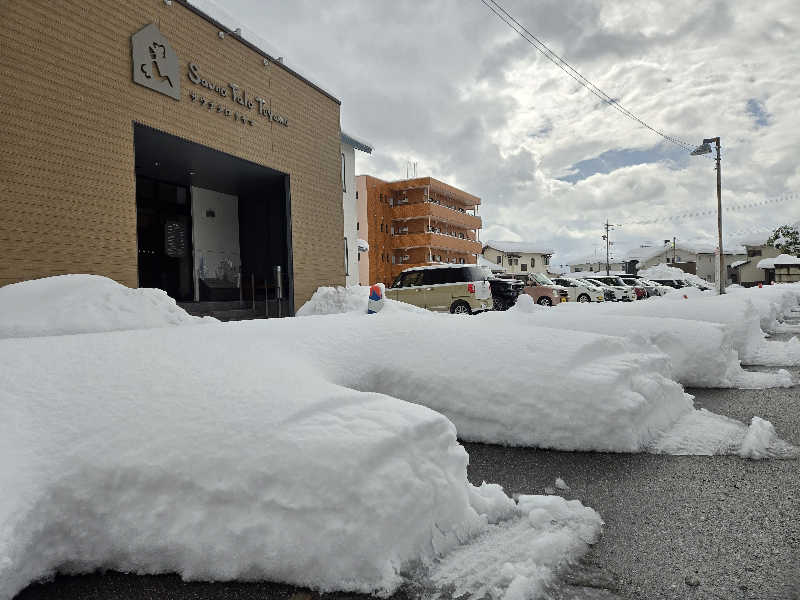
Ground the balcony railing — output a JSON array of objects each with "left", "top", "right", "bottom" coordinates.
[
  {"left": 391, "top": 232, "right": 482, "bottom": 254},
  {"left": 391, "top": 201, "right": 482, "bottom": 230}
]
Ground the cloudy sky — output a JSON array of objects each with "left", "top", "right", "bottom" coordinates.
[{"left": 198, "top": 0, "right": 800, "bottom": 267}]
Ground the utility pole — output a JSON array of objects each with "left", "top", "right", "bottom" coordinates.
[
  {"left": 602, "top": 220, "right": 621, "bottom": 275},
  {"left": 673, "top": 237, "right": 677, "bottom": 264},
  {"left": 691, "top": 137, "right": 724, "bottom": 294}
]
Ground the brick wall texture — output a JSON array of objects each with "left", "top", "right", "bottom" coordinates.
[{"left": 0, "top": 0, "right": 343, "bottom": 311}]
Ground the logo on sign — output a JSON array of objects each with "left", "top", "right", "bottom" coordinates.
[{"left": 131, "top": 23, "right": 181, "bottom": 100}]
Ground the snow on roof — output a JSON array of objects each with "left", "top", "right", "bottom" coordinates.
[
  {"left": 483, "top": 241, "right": 554, "bottom": 255},
  {"left": 730, "top": 259, "right": 749, "bottom": 269},
  {"left": 622, "top": 244, "right": 698, "bottom": 262},
  {"left": 341, "top": 132, "right": 373, "bottom": 154},
  {"left": 757, "top": 254, "right": 800, "bottom": 269}
]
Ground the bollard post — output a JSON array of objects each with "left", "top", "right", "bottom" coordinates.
[{"left": 274, "top": 265, "right": 283, "bottom": 318}]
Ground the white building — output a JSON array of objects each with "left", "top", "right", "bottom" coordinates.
[
  {"left": 570, "top": 258, "right": 625, "bottom": 274},
  {"left": 482, "top": 241, "right": 553, "bottom": 275},
  {"left": 341, "top": 132, "right": 373, "bottom": 286},
  {"left": 623, "top": 243, "right": 698, "bottom": 272},
  {"left": 694, "top": 245, "right": 746, "bottom": 284}
]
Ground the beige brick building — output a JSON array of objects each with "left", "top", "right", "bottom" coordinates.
[{"left": 0, "top": 0, "right": 344, "bottom": 313}]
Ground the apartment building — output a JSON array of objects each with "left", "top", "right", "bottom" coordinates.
[
  {"left": 356, "top": 176, "right": 482, "bottom": 285},
  {"left": 341, "top": 132, "right": 373, "bottom": 286},
  {"left": 481, "top": 241, "right": 553, "bottom": 275}
]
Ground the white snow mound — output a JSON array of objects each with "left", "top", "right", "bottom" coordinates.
[
  {"left": 296, "top": 285, "right": 427, "bottom": 316},
  {"left": 0, "top": 321, "right": 602, "bottom": 600},
  {"left": 0, "top": 275, "right": 215, "bottom": 338}
]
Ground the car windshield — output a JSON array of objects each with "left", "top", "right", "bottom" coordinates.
[
  {"left": 622, "top": 279, "right": 639, "bottom": 286},
  {"left": 531, "top": 272, "right": 555, "bottom": 286}
]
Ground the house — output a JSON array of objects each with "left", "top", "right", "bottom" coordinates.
[
  {"left": 478, "top": 254, "right": 505, "bottom": 274},
  {"left": 623, "top": 243, "right": 698, "bottom": 273},
  {"left": 731, "top": 243, "right": 782, "bottom": 286},
  {"left": 356, "top": 175, "right": 482, "bottom": 286},
  {"left": 756, "top": 254, "right": 800, "bottom": 284},
  {"left": 694, "top": 246, "right": 746, "bottom": 284},
  {"left": 482, "top": 241, "right": 553, "bottom": 276},
  {"left": 341, "top": 132, "right": 373, "bottom": 286},
  {"left": 570, "top": 258, "right": 625, "bottom": 274}
]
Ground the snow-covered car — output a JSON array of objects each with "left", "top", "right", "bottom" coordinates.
[
  {"left": 638, "top": 278, "right": 673, "bottom": 296},
  {"left": 621, "top": 277, "right": 649, "bottom": 300},
  {"left": 577, "top": 278, "right": 616, "bottom": 301},
  {"left": 649, "top": 278, "right": 686, "bottom": 289},
  {"left": 552, "top": 277, "right": 605, "bottom": 302},
  {"left": 585, "top": 277, "right": 636, "bottom": 302}
]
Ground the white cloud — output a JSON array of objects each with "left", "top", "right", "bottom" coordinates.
[{"left": 212, "top": 0, "right": 800, "bottom": 264}]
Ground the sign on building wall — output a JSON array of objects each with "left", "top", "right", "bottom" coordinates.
[
  {"left": 131, "top": 24, "right": 181, "bottom": 100},
  {"left": 130, "top": 23, "right": 289, "bottom": 127}
]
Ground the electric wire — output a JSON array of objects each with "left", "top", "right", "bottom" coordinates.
[{"left": 480, "top": 0, "right": 713, "bottom": 157}]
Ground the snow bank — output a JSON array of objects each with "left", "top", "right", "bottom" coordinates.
[
  {"left": 426, "top": 494, "right": 602, "bottom": 600},
  {"left": 296, "top": 285, "right": 426, "bottom": 316},
  {"left": 506, "top": 299, "right": 790, "bottom": 388},
  {"left": 638, "top": 263, "right": 712, "bottom": 288},
  {"left": 650, "top": 410, "right": 798, "bottom": 459},
  {"left": 0, "top": 322, "right": 606, "bottom": 600},
  {"left": 0, "top": 275, "right": 214, "bottom": 338}
]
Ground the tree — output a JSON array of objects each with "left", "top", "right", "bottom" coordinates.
[{"left": 766, "top": 224, "right": 800, "bottom": 255}]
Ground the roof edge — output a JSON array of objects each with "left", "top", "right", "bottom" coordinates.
[
  {"left": 176, "top": 0, "right": 341, "bottom": 105},
  {"left": 341, "top": 132, "right": 373, "bottom": 153}
]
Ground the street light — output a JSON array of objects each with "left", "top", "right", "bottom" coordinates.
[{"left": 690, "top": 137, "right": 724, "bottom": 294}]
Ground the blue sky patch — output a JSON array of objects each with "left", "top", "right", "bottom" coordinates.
[
  {"left": 745, "top": 98, "right": 770, "bottom": 127},
  {"left": 558, "top": 145, "right": 688, "bottom": 183}
]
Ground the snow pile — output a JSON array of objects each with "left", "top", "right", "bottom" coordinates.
[
  {"left": 650, "top": 411, "right": 798, "bottom": 459},
  {"left": 425, "top": 495, "right": 602, "bottom": 600},
  {"left": 296, "top": 285, "right": 426, "bottom": 316},
  {"left": 301, "top": 311, "right": 692, "bottom": 451},
  {"left": 0, "top": 275, "right": 214, "bottom": 338},
  {"left": 638, "top": 263, "right": 712, "bottom": 288},
  {"left": 508, "top": 303, "right": 792, "bottom": 389},
  {"left": 0, "top": 325, "right": 606, "bottom": 599}
]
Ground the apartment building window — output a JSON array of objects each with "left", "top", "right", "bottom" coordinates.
[
  {"left": 521, "top": 264, "right": 527, "bottom": 271},
  {"left": 496, "top": 255, "right": 502, "bottom": 264},
  {"left": 356, "top": 222, "right": 359, "bottom": 231},
  {"left": 341, "top": 153, "right": 346, "bottom": 192},
  {"left": 544, "top": 255, "right": 550, "bottom": 265},
  {"left": 531, "top": 258, "right": 536, "bottom": 267}
]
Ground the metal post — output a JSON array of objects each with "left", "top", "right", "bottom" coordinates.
[
  {"left": 274, "top": 265, "right": 283, "bottom": 318},
  {"left": 715, "top": 138, "right": 725, "bottom": 294},
  {"left": 673, "top": 237, "right": 677, "bottom": 264},
  {"left": 251, "top": 273, "right": 255, "bottom": 311}
]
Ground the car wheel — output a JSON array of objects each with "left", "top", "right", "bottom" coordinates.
[
  {"left": 450, "top": 300, "right": 471, "bottom": 315},
  {"left": 577, "top": 293, "right": 590, "bottom": 303},
  {"left": 537, "top": 296, "right": 553, "bottom": 306}
]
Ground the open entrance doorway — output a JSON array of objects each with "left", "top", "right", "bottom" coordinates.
[{"left": 134, "top": 123, "right": 293, "bottom": 316}]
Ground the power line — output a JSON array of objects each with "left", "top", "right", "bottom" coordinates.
[{"left": 480, "top": 0, "right": 711, "bottom": 156}]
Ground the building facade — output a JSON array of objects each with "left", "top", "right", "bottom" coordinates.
[
  {"left": 340, "top": 132, "right": 372, "bottom": 287},
  {"left": 356, "top": 176, "right": 482, "bottom": 285},
  {"left": 570, "top": 259, "right": 625, "bottom": 274},
  {"left": 731, "top": 244, "right": 782, "bottom": 286},
  {"left": 0, "top": 0, "right": 345, "bottom": 313},
  {"left": 481, "top": 242, "right": 553, "bottom": 275},
  {"left": 695, "top": 250, "right": 747, "bottom": 284}
]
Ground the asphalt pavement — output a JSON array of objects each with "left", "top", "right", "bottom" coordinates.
[{"left": 14, "top": 332, "right": 800, "bottom": 600}]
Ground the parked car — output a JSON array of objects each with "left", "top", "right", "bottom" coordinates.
[
  {"left": 481, "top": 268, "right": 524, "bottom": 311},
  {"left": 620, "top": 277, "right": 648, "bottom": 299},
  {"left": 387, "top": 265, "right": 492, "bottom": 314},
  {"left": 577, "top": 278, "right": 616, "bottom": 302},
  {"left": 637, "top": 278, "right": 673, "bottom": 296},
  {"left": 649, "top": 278, "right": 686, "bottom": 289},
  {"left": 587, "top": 275, "right": 637, "bottom": 301},
  {"left": 552, "top": 277, "right": 605, "bottom": 302},
  {"left": 501, "top": 272, "right": 568, "bottom": 306}
]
